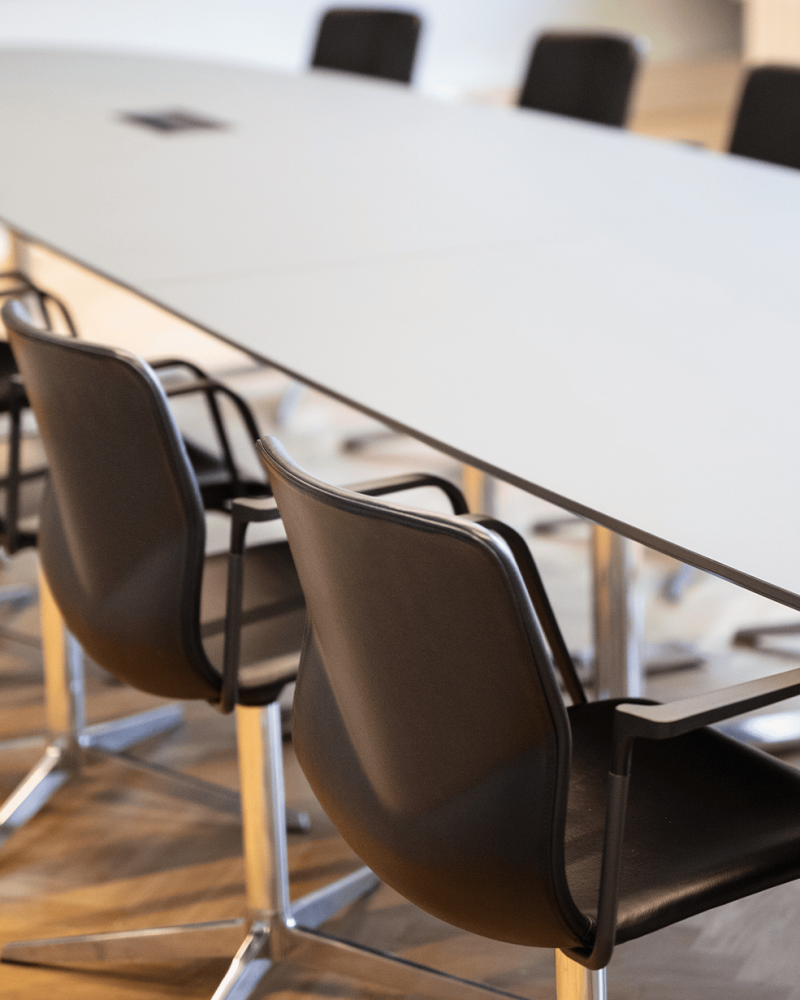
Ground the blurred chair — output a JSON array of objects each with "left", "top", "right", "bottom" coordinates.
[
  {"left": 311, "top": 7, "right": 422, "bottom": 84},
  {"left": 258, "top": 436, "right": 800, "bottom": 999},
  {"left": 729, "top": 65, "right": 800, "bottom": 170},
  {"left": 1, "top": 300, "right": 469, "bottom": 1000},
  {"left": 519, "top": 31, "right": 644, "bottom": 128}
]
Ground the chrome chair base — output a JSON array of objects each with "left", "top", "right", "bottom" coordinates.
[
  {"left": 0, "top": 703, "right": 185, "bottom": 848},
  {"left": 0, "top": 571, "right": 310, "bottom": 848},
  {"left": 2, "top": 702, "right": 530, "bottom": 1000}
]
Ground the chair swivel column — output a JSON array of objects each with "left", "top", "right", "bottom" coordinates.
[
  {"left": 211, "top": 701, "right": 289, "bottom": 1000},
  {"left": 555, "top": 950, "right": 607, "bottom": 1000}
]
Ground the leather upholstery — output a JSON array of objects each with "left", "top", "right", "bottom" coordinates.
[
  {"left": 312, "top": 8, "right": 422, "bottom": 84},
  {"left": 567, "top": 698, "right": 800, "bottom": 943},
  {"left": 519, "top": 32, "right": 640, "bottom": 128},
  {"left": 260, "top": 437, "right": 591, "bottom": 950},
  {"left": 259, "top": 436, "right": 800, "bottom": 957},
  {"left": 5, "top": 303, "right": 305, "bottom": 706}
]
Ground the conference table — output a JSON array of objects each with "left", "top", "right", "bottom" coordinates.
[{"left": 2, "top": 49, "right": 800, "bottom": 706}]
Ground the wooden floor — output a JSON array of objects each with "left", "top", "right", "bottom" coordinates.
[{"left": 4, "top": 55, "right": 800, "bottom": 1000}]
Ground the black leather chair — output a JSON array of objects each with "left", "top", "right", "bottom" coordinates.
[
  {"left": 729, "top": 65, "right": 800, "bottom": 170},
  {"left": 257, "top": 435, "right": 800, "bottom": 1000},
  {"left": 311, "top": 7, "right": 422, "bottom": 84},
  {"left": 0, "top": 285, "right": 274, "bottom": 841},
  {"left": 0, "top": 300, "right": 469, "bottom": 999},
  {"left": 519, "top": 31, "right": 644, "bottom": 128}
]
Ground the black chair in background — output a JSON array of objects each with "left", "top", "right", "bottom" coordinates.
[
  {"left": 311, "top": 7, "right": 422, "bottom": 84},
  {"left": 0, "top": 300, "right": 470, "bottom": 999},
  {"left": 729, "top": 65, "right": 800, "bottom": 170},
  {"left": 519, "top": 31, "right": 644, "bottom": 128},
  {"left": 257, "top": 435, "right": 800, "bottom": 1000}
]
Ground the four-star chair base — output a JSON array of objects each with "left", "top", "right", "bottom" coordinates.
[
  {"left": 3, "top": 696, "right": 606, "bottom": 1000},
  {"left": 0, "top": 570, "right": 309, "bottom": 847}
]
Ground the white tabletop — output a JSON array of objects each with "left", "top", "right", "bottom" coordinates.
[{"left": 2, "top": 50, "right": 800, "bottom": 609}]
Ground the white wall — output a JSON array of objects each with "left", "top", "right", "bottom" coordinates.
[{"left": 0, "top": 0, "right": 741, "bottom": 98}]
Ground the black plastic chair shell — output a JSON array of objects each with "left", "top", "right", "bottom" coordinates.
[
  {"left": 259, "top": 435, "right": 800, "bottom": 976},
  {"left": 519, "top": 31, "right": 643, "bottom": 128},
  {"left": 311, "top": 8, "right": 422, "bottom": 84},
  {"left": 5, "top": 301, "right": 304, "bottom": 707},
  {"left": 729, "top": 65, "right": 800, "bottom": 171}
]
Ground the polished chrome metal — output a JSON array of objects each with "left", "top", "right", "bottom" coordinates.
[
  {"left": 212, "top": 928, "right": 272, "bottom": 1000},
  {"left": 555, "top": 950, "right": 607, "bottom": 1000},
  {"left": 291, "top": 865, "right": 380, "bottom": 929},
  {"left": 40, "top": 565, "right": 85, "bottom": 740},
  {"left": 591, "top": 525, "right": 642, "bottom": 700},
  {"left": 79, "top": 704, "right": 185, "bottom": 752},
  {"left": 0, "top": 733, "right": 45, "bottom": 753},
  {"left": 3, "top": 920, "right": 247, "bottom": 966},
  {"left": 275, "top": 922, "right": 528, "bottom": 1000},
  {"left": 3, "top": 689, "right": 523, "bottom": 1000},
  {"left": 462, "top": 465, "right": 496, "bottom": 515},
  {"left": 104, "top": 747, "right": 241, "bottom": 810},
  {"left": 0, "top": 570, "right": 183, "bottom": 847},
  {"left": 0, "top": 742, "right": 71, "bottom": 844},
  {"left": 236, "top": 702, "right": 290, "bottom": 919}
]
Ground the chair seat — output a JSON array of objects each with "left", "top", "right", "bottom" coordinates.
[
  {"left": 200, "top": 539, "right": 306, "bottom": 704},
  {"left": 182, "top": 437, "right": 269, "bottom": 512},
  {"left": 566, "top": 699, "right": 800, "bottom": 944}
]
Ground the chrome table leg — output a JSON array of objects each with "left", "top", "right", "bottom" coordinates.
[{"left": 592, "top": 525, "right": 643, "bottom": 700}]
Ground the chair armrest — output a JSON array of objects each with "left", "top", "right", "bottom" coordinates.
[
  {"left": 612, "top": 665, "right": 800, "bottom": 767},
  {"left": 347, "top": 473, "right": 469, "bottom": 515},
  {"left": 221, "top": 474, "right": 466, "bottom": 712},
  {"left": 159, "top": 375, "right": 219, "bottom": 398},
  {"left": 150, "top": 357, "right": 209, "bottom": 380},
  {"left": 158, "top": 373, "right": 259, "bottom": 438},
  {"left": 229, "top": 496, "right": 280, "bottom": 551},
  {"left": 566, "top": 664, "right": 800, "bottom": 972},
  {"left": 221, "top": 496, "right": 280, "bottom": 713},
  {"left": 155, "top": 367, "right": 264, "bottom": 496}
]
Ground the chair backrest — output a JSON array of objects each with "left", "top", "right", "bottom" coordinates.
[
  {"left": 3, "top": 299, "right": 222, "bottom": 702},
  {"left": 519, "top": 31, "right": 642, "bottom": 127},
  {"left": 729, "top": 65, "right": 800, "bottom": 170},
  {"left": 311, "top": 8, "right": 422, "bottom": 84},
  {"left": 258, "top": 436, "right": 592, "bottom": 951}
]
